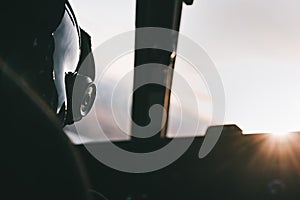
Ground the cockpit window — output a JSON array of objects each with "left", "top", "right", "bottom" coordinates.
[
  {"left": 174, "top": 0, "right": 300, "bottom": 135},
  {"left": 65, "top": 0, "right": 300, "bottom": 144}
]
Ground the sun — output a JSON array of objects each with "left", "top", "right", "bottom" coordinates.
[{"left": 272, "top": 131, "right": 288, "bottom": 137}]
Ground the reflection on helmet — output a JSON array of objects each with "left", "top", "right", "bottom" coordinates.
[{"left": 53, "top": 2, "right": 96, "bottom": 126}]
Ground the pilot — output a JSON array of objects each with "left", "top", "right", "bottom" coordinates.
[
  {"left": 0, "top": 0, "right": 96, "bottom": 126},
  {"left": 0, "top": 1, "right": 103, "bottom": 199}
]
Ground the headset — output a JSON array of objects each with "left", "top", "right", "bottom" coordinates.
[{"left": 53, "top": 1, "right": 96, "bottom": 125}]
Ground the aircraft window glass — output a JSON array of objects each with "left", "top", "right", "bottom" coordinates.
[
  {"left": 65, "top": 0, "right": 300, "bottom": 144},
  {"left": 169, "top": 0, "right": 300, "bottom": 136}
]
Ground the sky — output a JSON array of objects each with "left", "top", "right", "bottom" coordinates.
[
  {"left": 179, "top": 0, "right": 300, "bottom": 134},
  {"left": 66, "top": 0, "right": 300, "bottom": 143}
]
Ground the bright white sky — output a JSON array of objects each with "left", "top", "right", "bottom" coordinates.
[
  {"left": 67, "top": 0, "right": 300, "bottom": 142},
  {"left": 179, "top": 0, "right": 300, "bottom": 134}
]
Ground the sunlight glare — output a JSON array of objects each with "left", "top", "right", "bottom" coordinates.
[{"left": 272, "top": 131, "right": 288, "bottom": 137}]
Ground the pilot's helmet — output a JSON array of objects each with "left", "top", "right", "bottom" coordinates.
[{"left": 0, "top": 2, "right": 96, "bottom": 126}]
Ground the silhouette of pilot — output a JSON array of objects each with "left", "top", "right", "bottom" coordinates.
[
  {"left": 0, "top": 1, "right": 104, "bottom": 199},
  {"left": 0, "top": 0, "right": 96, "bottom": 126}
]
